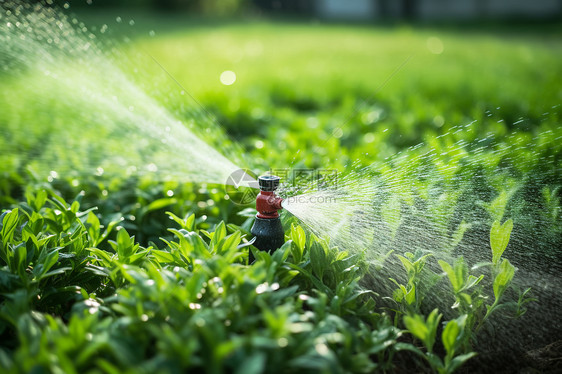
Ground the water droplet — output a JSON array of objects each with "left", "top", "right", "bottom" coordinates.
[
  {"left": 129, "top": 19, "right": 135, "bottom": 26},
  {"left": 63, "top": 2, "right": 70, "bottom": 9},
  {"left": 149, "top": 30, "right": 155, "bottom": 37},
  {"left": 116, "top": 16, "right": 122, "bottom": 23}
]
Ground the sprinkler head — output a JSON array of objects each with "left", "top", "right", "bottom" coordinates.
[
  {"left": 255, "top": 175, "right": 283, "bottom": 219},
  {"left": 258, "top": 175, "right": 281, "bottom": 192}
]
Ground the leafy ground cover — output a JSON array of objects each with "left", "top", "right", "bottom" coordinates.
[{"left": 1, "top": 9, "right": 561, "bottom": 373}]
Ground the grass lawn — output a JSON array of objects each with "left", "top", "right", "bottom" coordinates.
[{"left": 1, "top": 7, "right": 561, "bottom": 373}]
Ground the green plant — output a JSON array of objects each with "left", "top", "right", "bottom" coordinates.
[
  {"left": 389, "top": 250, "right": 435, "bottom": 318},
  {"left": 403, "top": 310, "right": 476, "bottom": 374},
  {"left": 389, "top": 216, "right": 535, "bottom": 372},
  {"left": 1, "top": 193, "right": 414, "bottom": 373}
]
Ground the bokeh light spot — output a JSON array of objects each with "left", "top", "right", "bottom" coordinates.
[
  {"left": 220, "top": 70, "right": 236, "bottom": 85},
  {"left": 427, "top": 36, "right": 444, "bottom": 54}
]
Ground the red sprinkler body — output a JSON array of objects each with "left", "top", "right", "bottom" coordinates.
[
  {"left": 250, "top": 175, "right": 285, "bottom": 259},
  {"left": 256, "top": 190, "right": 283, "bottom": 219}
]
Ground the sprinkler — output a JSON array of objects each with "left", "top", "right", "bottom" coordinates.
[{"left": 250, "top": 175, "right": 284, "bottom": 259}]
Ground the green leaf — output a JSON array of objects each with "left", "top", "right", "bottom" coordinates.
[
  {"left": 86, "top": 212, "right": 101, "bottom": 246},
  {"left": 211, "top": 221, "right": 227, "bottom": 248},
  {"left": 454, "top": 257, "right": 468, "bottom": 291},
  {"left": 425, "top": 309, "right": 441, "bottom": 352},
  {"left": 217, "top": 231, "right": 241, "bottom": 256},
  {"left": 88, "top": 247, "right": 114, "bottom": 266},
  {"left": 146, "top": 198, "right": 177, "bottom": 213},
  {"left": 448, "top": 352, "right": 477, "bottom": 373},
  {"left": 493, "top": 258, "right": 516, "bottom": 302},
  {"left": 490, "top": 219, "right": 513, "bottom": 265},
  {"left": 442, "top": 319, "right": 460, "bottom": 357},
  {"left": 290, "top": 224, "right": 306, "bottom": 252},
  {"left": 404, "top": 309, "right": 441, "bottom": 353},
  {"left": 310, "top": 242, "right": 328, "bottom": 280},
  {"left": 404, "top": 314, "right": 429, "bottom": 346},
  {"left": 1, "top": 208, "right": 19, "bottom": 247},
  {"left": 14, "top": 243, "right": 28, "bottom": 278},
  {"left": 26, "top": 189, "right": 47, "bottom": 212},
  {"left": 439, "top": 260, "right": 459, "bottom": 292},
  {"left": 397, "top": 255, "right": 415, "bottom": 276},
  {"left": 405, "top": 284, "right": 416, "bottom": 305},
  {"left": 463, "top": 274, "right": 484, "bottom": 292},
  {"left": 115, "top": 228, "right": 134, "bottom": 258},
  {"left": 70, "top": 200, "right": 80, "bottom": 214},
  {"left": 33, "top": 248, "right": 59, "bottom": 280},
  {"left": 151, "top": 249, "right": 175, "bottom": 263},
  {"left": 166, "top": 212, "right": 196, "bottom": 231},
  {"left": 185, "top": 214, "right": 195, "bottom": 231}
]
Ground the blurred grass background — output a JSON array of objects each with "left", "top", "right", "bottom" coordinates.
[
  {"left": 1, "top": 2, "right": 561, "bottom": 244},
  {"left": 87, "top": 10, "right": 562, "bottom": 170}
]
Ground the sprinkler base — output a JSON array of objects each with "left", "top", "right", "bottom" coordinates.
[{"left": 250, "top": 216, "right": 285, "bottom": 262}]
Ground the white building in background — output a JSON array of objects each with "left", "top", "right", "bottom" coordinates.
[
  {"left": 316, "top": 0, "right": 376, "bottom": 20},
  {"left": 314, "top": 0, "right": 562, "bottom": 20}
]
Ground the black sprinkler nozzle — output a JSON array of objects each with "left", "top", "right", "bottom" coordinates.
[{"left": 258, "top": 175, "right": 281, "bottom": 192}]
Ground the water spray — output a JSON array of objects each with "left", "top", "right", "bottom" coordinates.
[{"left": 250, "top": 175, "right": 285, "bottom": 256}]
